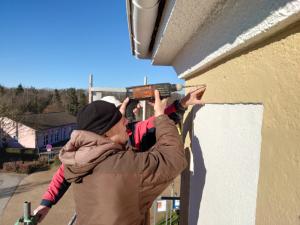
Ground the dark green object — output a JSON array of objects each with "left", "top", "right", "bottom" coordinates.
[
  {"left": 156, "top": 211, "right": 179, "bottom": 225},
  {"left": 14, "top": 202, "right": 38, "bottom": 225}
]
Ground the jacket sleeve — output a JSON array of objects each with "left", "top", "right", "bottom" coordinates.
[
  {"left": 40, "top": 164, "right": 71, "bottom": 208},
  {"left": 131, "top": 101, "right": 179, "bottom": 147},
  {"left": 131, "top": 100, "right": 186, "bottom": 150},
  {"left": 165, "top": 100, "right": 187, "bottom": 124},
  {"left": 132, "top": 116, "right": 155, "bottom": 150},
  {"left": 140, "top": 114, "right": 187, "bottom": 187}
]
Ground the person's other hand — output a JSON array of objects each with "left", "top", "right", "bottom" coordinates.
[
  {"left": 119, "top": 97, "right": 129, "bottom": 116},
  {"left": 33, "top": 205, "right": 50, "bottom": 223},
  {"left": 132, "top": 103, "right": 142, "bottom": 116},
  {"left": 179, "top": 85, "right": 206, "bottom": 108},
  {"left": 119, "top": 97, "right": 142, "bottom": 116},
  {"left": 152, "top": 90, "right": 168, "bottom": 117}
]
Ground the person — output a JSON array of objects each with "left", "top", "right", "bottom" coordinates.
[
  {"left": 33, "top": 87, "right": 206, "bottom": 222},
  {"left": 58, "top": 90, "right": 187, "bottom": 225}
]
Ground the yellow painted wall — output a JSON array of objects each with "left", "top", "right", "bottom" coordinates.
[{"left": 184, "top": 22, "right": 300, "bottom": 225}]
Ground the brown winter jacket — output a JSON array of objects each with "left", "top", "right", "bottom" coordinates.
[{"left": 59, "top": 114, "right": 187, "bottom": 225}]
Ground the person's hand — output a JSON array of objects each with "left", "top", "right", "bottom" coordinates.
[
  {"left": 119, "top": 97, "right": 129, "bottom": 116},
  {"left": 150, "top": 90, "right": 168, "bottom": 117},
  {"left": 33, "top": 205, "right": 50, "bottom": 223},
  {"left": 119, "top": 97, "right": 142, "bottom": 116},
  {"left": 179, "top": 85, "right": 206, "bottom": 108},
  {"left": 132, "top": 103, "right": 142, "bottom": 115}
]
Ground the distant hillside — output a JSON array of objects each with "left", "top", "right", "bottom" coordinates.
[
  {"left": 0, "top": 84, "right": 184, "bottom": 121},
  {"left": 0, "top": 84, "right": 87, "bottom": 119}
]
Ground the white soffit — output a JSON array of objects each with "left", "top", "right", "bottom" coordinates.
[
  {"left": 151, "top": 0, "right": 228, "bottom": 65},
  {"left": 174, "top": 0, "right": 300, "bottom": 79}
]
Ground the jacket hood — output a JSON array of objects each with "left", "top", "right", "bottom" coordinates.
[{"left": 59, "top": 130, "right": 123, "bottom": 182}]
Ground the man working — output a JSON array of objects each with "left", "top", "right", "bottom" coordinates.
[
  {"left": 33, "top": 87, "right": 206, "bottom": 222},
  {"left": 57, "top": 90, "right": 187, "bottom": 225}
]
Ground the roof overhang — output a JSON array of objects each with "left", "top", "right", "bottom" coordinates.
[
  {"left": 126, "top": 0, "right": 300, "bottom": 79},
  {"left": 126, "top": 0, "right": 163, "bottom": 59}
]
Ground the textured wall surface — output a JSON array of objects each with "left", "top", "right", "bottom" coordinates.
[
  {"left": 152, "top": 0, "right": 227, "bottom": 64},
  {"left": 189, "top": 104, "right": 263, "bottom": 225},
  {"left": 183, "top": 22, "right": 300, "bottom": 225},
  {"left": 171, "top": 0, "right": 300, "bottom": 78},
  {"left": 152, "top": 0, "right": 300, "bottom": 68}
]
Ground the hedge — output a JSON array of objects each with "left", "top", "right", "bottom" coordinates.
[{"left": 2, "top": 160, "right": 49, "bottom": 174}]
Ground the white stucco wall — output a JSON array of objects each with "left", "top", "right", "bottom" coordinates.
[
  {"left": 189, "top": 104, "right": 263, "bottom": 225},
  {"left": 152, "top": 0, "right": 227, "bottom": 64},
  {"left": 175, "top": 0, "right": 300, "bottom": 78},
  {"left": 149, "top": 0, "right": 300, "bottom": 77}
]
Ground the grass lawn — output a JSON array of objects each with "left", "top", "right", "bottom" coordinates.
[{"left": 5, "top": 148, "right": 35, "bottom": 154}]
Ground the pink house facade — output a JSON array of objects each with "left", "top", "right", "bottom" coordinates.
[{"left": 0, "top": 112, "right": 76, "bottom": 150}]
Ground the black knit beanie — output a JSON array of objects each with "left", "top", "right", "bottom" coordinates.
[{"left": 77, "top": 100, "right": 122, "bottom": 135}]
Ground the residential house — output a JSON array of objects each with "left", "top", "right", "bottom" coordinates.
[
  {"left": 0, "top": 112, "right": 76, "bottom": 151},
  {"left": 126, "top": 0, "right": 300, "bottom": 224}
]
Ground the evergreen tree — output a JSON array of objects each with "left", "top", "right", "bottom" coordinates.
[
  {"left": 66, "top": 88, "right": 79, "bottom": 115},
  {"left": 0, "top": 85, "right": 5, "bottom": 95},
  {"left": 15, "top": 84, "right": 24, "bottom": 95},
  {"left": 78, "top": 90, "right": 87, "bottom": 110},
  {"left": 54, "top": 89, "right": 62, "bottom": 103}
]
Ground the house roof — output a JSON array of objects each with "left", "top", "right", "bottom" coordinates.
[{"left": 16, "top": 112, "right": 76, "bottom": 131}]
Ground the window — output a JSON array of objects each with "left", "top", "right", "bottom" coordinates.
[
  {"left": 63, "top": 128, "right": 66, "bottom": 139},
  {"left": 55, "top": 131, "right": 59, "bottom": 142},
  {"left": 43, "top": 134, "right": 48, "bottom": 146}
]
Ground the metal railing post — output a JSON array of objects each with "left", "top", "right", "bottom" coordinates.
[
  {"left": 67, "top": 213, "right": 77, "bottom": 225},
  {"left": 23, "top": 201, "right": 30, "bottom": 225},
  {"left": 165, "top": 203, "right": 168, "bottom": 225},
  {"left": 153, "top": 199, "right": 157, "bottom": 225}
]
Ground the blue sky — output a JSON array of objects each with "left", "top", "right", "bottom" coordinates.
[{"left": 0, "top": 0, "right": 183, "bottom": 89}]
